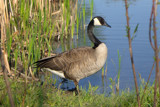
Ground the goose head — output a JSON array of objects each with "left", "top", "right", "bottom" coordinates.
[
  {"left": 87, "top": 16, "right": 111, "bottom": 48},
  {"left": 92, "top": 16, "right": 111, "bottom": 28}
]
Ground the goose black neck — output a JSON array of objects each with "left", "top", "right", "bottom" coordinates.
[{"left": 87, "top": 20, "right": 102, "bottom": 49}]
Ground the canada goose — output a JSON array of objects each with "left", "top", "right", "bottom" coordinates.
[{"left": 34, "top": 16, "right": 111, "bottom": 94}]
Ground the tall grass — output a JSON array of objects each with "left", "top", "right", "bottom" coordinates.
[
  {"left": 149, "top": 0, "right": 160, "bottom": 106},
  {"left": 76, "top": 6, "right": 80, "bottom": 39},
  {"left": 116, "top": 50, "right": 121, "bottom": 94},
  {"left": 124, "top": 0, "right": 140, "bottom": 106},
  {"left": 0, "top": 2, "right": 86, "bottom": 106},
  {"left": 89, "top": 0, "right": 94, "bottom": 20},
  {"left": 109, "top": 50, "right": 122, "bottom": 95},
  {"left": 82, "top": 1, "right": 86, "bottom": 29},
  {"left": 0, "top": 75, "right": 159, "bottom": 107},
  {"left": 2, "top": 0, "right": 85, "bottom": 79}
]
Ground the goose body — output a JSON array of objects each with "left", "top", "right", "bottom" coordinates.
[{"left": 35, "top": 16, "right": 111, "bottom": 93}]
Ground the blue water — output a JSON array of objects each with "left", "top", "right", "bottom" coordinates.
[{"left": 52, "top": 0, "right": 160, "bottom": 94}]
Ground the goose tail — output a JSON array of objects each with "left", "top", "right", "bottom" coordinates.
[
  {"left": 33, "top": 56, "right": 65, "bottom": 78},
  {"left": 42, "top": 68, "right": 65, "bottom": 78}
]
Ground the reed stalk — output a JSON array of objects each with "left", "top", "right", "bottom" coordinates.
[
  {"left": 82, "top": 1, "right": 86, "bottom": 29},
  {"left": 89, "top": 0, "right": 94, "bottom": 20},
  {"left": 101, "top": 67, "right": 104, "bottom": 77},
  {"left": 105, "top": 61, "right": 107, "bottom": 77},
  {"left": 0, "top": 0, "right": 85, "bottom": 95},
  {"left": 149, "top": 0, "right": 160, "bottom": 106},
  {"left": 141, "top": 62, "right": 155, "bottom": 105},
  {"left": 0, "top": 0, "right": 14, "bottom": 106},
  {"left": 124, "top": 0, "right": 140, "bottom": 106},
  {"left": 116, "top": 50, "right": 121, "bottom": 94}
]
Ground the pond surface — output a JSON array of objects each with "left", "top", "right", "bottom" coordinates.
[{"left": 52, "top": 0, "right": 160, "bottom": 94}]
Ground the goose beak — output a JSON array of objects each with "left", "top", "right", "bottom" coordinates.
[{"left": 104, "top": 22, "right": 111, "bottom": 28}]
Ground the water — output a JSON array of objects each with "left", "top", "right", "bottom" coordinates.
[{"left": 52, "top": 0, "right": 160, "bottom": 94}]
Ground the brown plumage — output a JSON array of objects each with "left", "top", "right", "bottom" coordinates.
[
  {"left": 37, "top": 47, "right": 94, "bottom": 70},
  {"left": 34, "top": 16, "right": 111, "bottom": 94},
  {"left": 36, "top": 47, "right": 99, "bottom": 79}
]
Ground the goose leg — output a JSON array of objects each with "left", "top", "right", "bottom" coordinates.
[{"left": 74, "top": 80, "right": 79, "bottom": 95}]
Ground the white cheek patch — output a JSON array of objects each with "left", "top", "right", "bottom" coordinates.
[{"left": 94, "top": 18, "right": 102, "bottom": 25}]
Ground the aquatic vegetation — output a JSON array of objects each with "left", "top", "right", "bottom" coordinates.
[
  {"left": 1, "top": 0, "right": 160, "bottom": 106},
  {"left": 125, "top": 0, "right": 140, "bottom": 106},
  {"left": 0, "top": 0, "right": 86, "bottom": 106},
  {"left": 0, "top": 76, "right": 160, "bottom": 106},
  {"left": 89, "top": 0, "right": 94, "bottom": 20},
  {"left": 1, "top": 0, "right": 86, "bottom": 78}
]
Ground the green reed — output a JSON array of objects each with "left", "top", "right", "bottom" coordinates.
[
  {"left": 5, "top": 0, "right": 85, "bottom": 76},
  {"left": 83, "top": 1, "right": 86, "bottom": 28},
  {"left": 102, "top": 67, "right": 105, "bottom": 77},
  {"left": 6, "top": 29, "right": 12, "bottom": 59},
  {"left": 14, "top": 49, "right": 18, "bottom": 72},
  {"left": 1, "top": 1, "right": 86, "bottom": 106},
  {"left": 0, "top": 74, "right": 159, "bottom": 106},
  {"left": 89, "top": 0, "right": 94, "bottom": 20},
  {"left": 76, "top": 7, "right": 79, "bottom": 39},
  {"left": 110, "top": 50, "right": 122, "bottom": 94},
  {"left": 71, "top": 20, "right": 75, "bottom": 39},
  {"left": 117, "top": 50, "right": 121, "bottom": 94}
]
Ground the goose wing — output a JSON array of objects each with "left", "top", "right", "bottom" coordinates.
[{"left": 35, "top": 47, "right": 95, "bottom": 71}]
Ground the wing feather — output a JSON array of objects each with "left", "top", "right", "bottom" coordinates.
[{"left": 34, "top": 47, "right": 95, "bottom": 72}]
